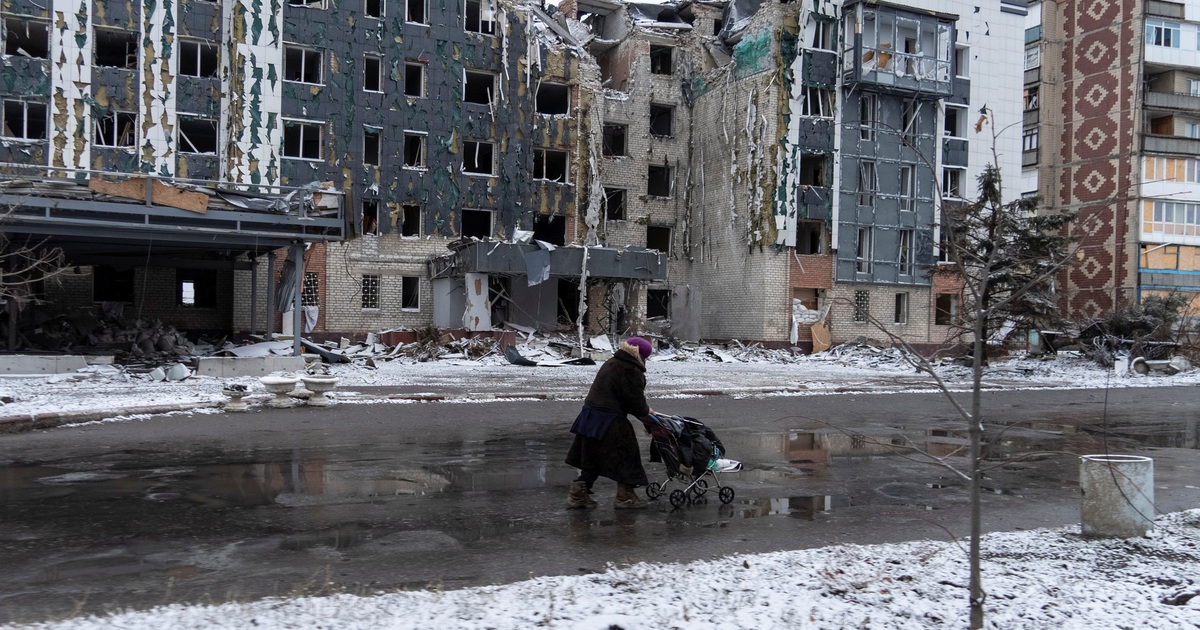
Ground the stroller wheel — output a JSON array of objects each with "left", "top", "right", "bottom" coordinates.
[
  {"left": 669, "top": 489, "right": 687, "bottom": 508},
  {"left": 646, "top": 482, "right": 663, "bottom": 499},
  {"left": 719, "top": 486, "right": 735, "bottom": 504},
  {"left": 692, "top": 478, "right": 709, "bottom": 496}
]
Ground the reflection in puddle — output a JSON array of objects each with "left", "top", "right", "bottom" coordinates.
[{"left": 733, "top": 495, "right": 835, "bottom": 520}]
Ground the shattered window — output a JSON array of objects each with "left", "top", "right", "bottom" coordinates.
[
  {"left": 178, "top": 116, "right": 218, "bottom": 154},
  {"left": 364, "top": 55, "right": 383, "bottom": 92},
  {"left": 650, "top": 45, "right": 674, "bottom": 74},
  {"left": 647, "top": 165, "right": 672, "bottom": 197},
  {"left": 362, "top": 199, "right": 380, "bottom": 236},
  {"left": 853, "top": 290, "right": 870, "bottom": 322},
  {"left": 649, "top": 104, "right": 674, "bottom": 137},
  {"left": 944, "top": 105, "right": 966, "bottom": 138},
  {"left": 899, "top": 165, "right": 914, "bottom": 211},
  {"left": 302, "top": 272, "right": 319, "bottom": 306},
  {"left": 533, "top": 149, "right": 568, "bottom": 182},
  {"left": 403, "top": 132, "right": 427, "bottom": 169},
  {"left": 404, "top": 62, "right": 426, "bottom": 97},
  {"left": 463, "top": 141, "right": 495, "bottom": 175},
  {"left": 366, "top": 0, "right": 383, "bottom": 18},
  {"left": 401, "top": 276, "right": 420, "bottom": 310},
  {"left": 856, "top": 228, "right": 873, "bottom": 274},
  {"left": 94, "top": 29, "right": 137, "bottom": 68},
  {"left": 898, "top": 229, "right": 914, "bottom": 275},
  {"left": 1, "top": 100, "right": 47, "bottom": 140},
  {"left": 283, "top": 119, "right": 323, "bottom": 160},
  {"left": 935, "top": 293, "right": 958, "bottom": 325},
  {"left": 603, "top": 188, "right": 626, "bottom": 221},
  {"left": 3, "top": 17, "right": 50, "bottom": 59},
  {"left": 859, "top": 94, "right": 876, "bottom": 139},
  {"left": 94, "top": 111, "right": 136, "bottom": 147},
  {"left": 465, "top": 0, "right": 496, "bottom": 34},
  {"left": 284, "top": 45, "right": 323, "bottom": 84},
  {"left": 179, "top": 40, "right": 219, "bottom": 77},
  {"left": 602, "top": 124, "right": 627, "bottom": 157},
  {"left": 461, "top": 209, "right": 493, "bottom": 238},
  {"left": 464, "top": 71, "right": 494, "bottom": 104},
  {"left": 942, "top": 168, "right": 964, "bottom": 198},
  {"left": 647, "top": 289, "right": 670, "bottom": 319},
  {"left": 894, "top": 292, "right": 909, "bottom": 324},
  {"left": 402, "top": 203, "right": 421, "bottom": 237},
  {"left": 801, "top": 87, "right": 834, "bottom": 118},
  {"left": 364, "top": 128, "right": 381, "bottom": 166},
  {"left": 536, "top": 83, "right": 570, "bottom": 115},
  {"left": 361, "top": 275, "right": 381, "bottom": 309},
  {"left": 901, "top": 101, "right": 917, "bottom": 144},
  {"left": 857, "top": 161, "right": 877, "bottom": 206},
  {"left": 811, "top": 17, "right": 836, "bottom": 51},
  {"left": 647, "top": 226, "right": 671, "bottom": 256},
  {"left": 407, "top": 0, "right": 427, "bottom": 24}
]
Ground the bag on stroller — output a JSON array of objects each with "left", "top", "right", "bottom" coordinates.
[{"left": 640, "top": 413, "right": 737, "bottom": 507}]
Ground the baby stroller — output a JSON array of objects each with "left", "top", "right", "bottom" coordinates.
[{"left": 640, "top": 413, "right": 737, "bottom": 508}]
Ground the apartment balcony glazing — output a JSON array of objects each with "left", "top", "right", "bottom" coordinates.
[{"left": 842, "top": 1, "right": 955, "bottom": 98}]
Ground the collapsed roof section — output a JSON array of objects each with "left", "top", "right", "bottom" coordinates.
[{"left": 429, "top": 239, "right": 667, "bottom": 282}]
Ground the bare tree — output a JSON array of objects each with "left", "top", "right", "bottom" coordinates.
[{"left": 1, "top": 205, "right": 68, "bottom": 346}]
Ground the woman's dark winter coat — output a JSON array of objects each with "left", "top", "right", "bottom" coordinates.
[{"left": 564, "top": 347, "right": 650, "bottom": 487}]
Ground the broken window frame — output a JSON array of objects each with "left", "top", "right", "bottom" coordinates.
[
  {"left": 364, "top": 127, "right": 382, "bottom": 166},
  {"left": 898, "top": 164, "right": 914, "bottom": 211},
  {"left": 462, "top": 140, "right": 496, "bottom": 176},
  {"left": 935, "top": 293, "right": 958, "bottom": 325},
  {"left": 94, "top": 28, "right": 138, "bottom": 68},
  {"left": 93, "top": 110, "right": 137, "bottom": 148},
  {"left": 406, "top": 0, "right": 427, "bottom": 25},
  {"left": 943, "top": 104, "right": 966, "bottom": 139},
  {"left": 364, "top": 55, "right": 383, "bottom": 92},
  {"left": 460, "top": 208, "right": 494, "bottom": 238},
  {"left": 893, "top": 292, "right": 909, "bottom": 324},
  {"left": 1, "top": 100, "right": 47, "bottom": 141},
  {"left": 853, "top": 290, "right": 870, "bottom": 322},
  {"left": 649, "top": 103, "right": 675, "bottom": 137},
  {"left": 795, "top": 219, "right": 825, "bottom": 254},
  {"left": 535, "top": 82, "right": 571, "bottom": 115},
  {"left": 859, "top": 94, "right": 876, "bottom": 139},
  {"left": 404, "top": 62, "right": 426, "bottom": 98},
  {"left": 856, "top": 227, "right": 874, "bottom": 274},
  {"left": 602, "top": 123, "right": 628, "bottom": 157},
  {"left": 464, "top": 0, "right": 497, "bottom": 35},
  {"left": 900, "top": 101, "right": 917, "bottom": 144},
  {"left": 401, "top": 276, "right": 421, "bottom": 310},
  {"left": 178, "top": 115, "right": 218, "bottom": 154},
  {"left": 647, "top": 164, "right": 672, "bottom": 197},
  {"left": 646, "top": 225, "right": 671, "bottom": 256},
  {"left": 857, "top": 161, "right": 877, "bottom": 207},
  {"left": 646, "top": 288, "right": 670, "bottom": 319},
  {"left": 361, "top": 274, "right": 381, "bottom": 310},
  {"left": 365, "top": 0, "right": 384, "bottom": 19},
  {"left": 1024, "top": 86, "right": 1039, "bottom": 111},
  {"left": 403, "top": 131, "right": 427, "bottom": 170},
  {"left": 954, "top": 44, "right": 969, "bottom": 78},
  {"left": 898, "top": 229, "right": 915, "bottom": 275},
  {"left": 463, "top": 70, "right": 495, "bottom": 105},
  {"left": 603, "top": 188, "right": 626, "bottom": 221},
  {"left": 179, "top": 40, "right": 220, "bottom": 78},
  {"left": 942, "top": 167, "right": 964, "bottom": 199},
  {"left": 284, "top": 44, "right": 324, "bottom": 85},
  {"left": 649, "top": 45, "right": 674, "bottom": 75},
  {"left": 801, "top": 87, "right": 835, "bottom": 118},
  {"left": 811, "top": 15, "right": 836, "bottom": 51},
  {"left": 361, "top": 199, "right": 380, "bottom": 236},
  {"left": 282, "top": 118, "right": 324, "bottom": 160},
  {"left": 533, "top": 148, "right": 569, "bottom": 183},
  {"left": 401, "top": 203, "right": 422, "bottom": 237},
  {"left": 3, "top": 17, "right": 51, "bottom": 59}
]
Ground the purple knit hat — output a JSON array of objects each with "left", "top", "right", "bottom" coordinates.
[{"left": 626, "top": 336, "right": 652, "bottom": 359}]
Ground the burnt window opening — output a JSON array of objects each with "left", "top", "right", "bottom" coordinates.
[
  {"left": 795, "top": 219, "right": 825, "bottom": 254},
  {"left": 463, "top": 141, "right": 495, "bottom": 175},
  {"left": 283, "top": 120, "right": 323, "bottom": 160},
  {"left": 302, "top": 272, "right": 320, "bottom": 306},
  {"left": 404, "top": 62, "right": 425, "bottom": 97},
  {"left": 647, "top": 165, "right": 672, "bottom": 197},
  {"left": 2, "top": 100, "right": 47, "bottom": 140},
  {"left": 177, "top": 269, "right": 217, "bottom": 308},
  {"left": 3, "top": 18, "right": 50, "bottom": 59},
  {"left": 364, "top": 55, "right": 383, "bottom": 92},
  {"left": 602, "top": 123, "right": 627, "bottom": 157},
  {"left": 799, "top": 154, "right": 829, "bottom": 186},
  {"left": 536, "top": 83, "right": 570, "bottom": 115},
  {"left": 401, "top": 276, "right": 420, "bottom": 310},
  {"left": 179, "top": 40, "right": 219, "bottom": 77},
  {"left": 461, "top": 209, "right": 493, "bottom": 238},
  {"left": 465, "top": 0, "right": 496, "bottom": 34},
  {"left": 403, "top": 132, "right": 426, "bottom": 168},
  {"left": 649, "top": 104, "right": 674, "bottom": 137},
  {"left": 650, "top": 45, "right": 674, "bottom": 74},
  {"left": 647, "top": 288, "right": 670, "bottom": 319},
  {"left": 533, "top": 149, "right": 568, "bottom": 182},
  {"left": 646, "top": 226, "right": 671, "bottom": 255},
  {"left": 94, "top": 111, "right": 136, "bottom": 147},
  {"left": 94, "top": 29, "right": 137, "bottom": 68},
  {"left": 361, "top": 274, "right": 380, "bottom": 309},
  {"left": 284, "top": 45, "right": 323, "bottom": 84},
  {"left": 407, "top": 0, "right": 426, "bottom": 24},
  {"left": 464, "top": 71, "right": 494, "bottom": 104},
  {"left": 604, "top": 188, "right": 626, "bottom": 221},
  {"left": 362, "top": 199, "right": 380, "bottom": 235},
  {"left": 365, "top": 0, "right": 383, "bottom": 18},
  {"left": 364, "top": 128, "right": 381, "bottom": 166},
  {"left": 92, "top": 266, "right": 135, "bottom": 303},
  {"left": 178, "top": 117, "right": 217, "bottom": 154},
  {"left": 402, "top": 203, "right": 421, "bottom": 237},
  {"left": 532, "top": 213, "right": 566, "bottom": 246}
]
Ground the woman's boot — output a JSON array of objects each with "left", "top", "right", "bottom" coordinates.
[
  {"left": 566, "top": 480, "right": 597, "bottom": 509},
  {"left": 614, "top": 483, "right": 647, "bottom": 509}
]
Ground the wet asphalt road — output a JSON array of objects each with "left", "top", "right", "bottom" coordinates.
[{"left": 1, "top": 387, "right": 1197, "bottom": 624}]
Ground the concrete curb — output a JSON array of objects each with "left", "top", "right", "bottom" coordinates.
[{"left": 0, "top": 401, "right": 222, "bottom": 434}]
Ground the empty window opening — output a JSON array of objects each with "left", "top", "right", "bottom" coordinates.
[
  {"left": 283, "top": 120, "right": 323, "bottom": 160},
  {"left": 799, "top": 154, "right": 829, "bottom": 186},
  {"left": 2, "top": 100, "right": 47, "bottom": 140},
  {"left": 465, "top": 0, "right": 496, "bottom": 34},
  {"left": 856, "top": 227, "right": 873, "bottom": 273},
  {"left": 361, "top": 274, "right": 381, "bottom": 309},
  {"left": 604, "top": 188, "right": 626, "bottom": 221},
  {"left": 364, "top": 55, "right": 383, "bottom": 92},
  {"left": 93, "top": 266, "right": 135, "bottom": 302},
  {"left": 407, "top": 0, "right": 426, "bottom": 24},
  {"left": 1024, "top": 86, "right": 1038, "bottom": 111},
  {"left": 795, "top": 219, "right": 825, "bottom": 254},
  {"left": 461, "top": 208, "right": 493, "bottom": 238},
  {"left": 603, "top": 123, "right": 627, "bottom": 157},
  {"left": 647, "top": 165, "right": 672, "bottom": 197},
  {"left": 3, "top": 18, "right": 50, "bottom": 59},
  {"left": 178, "top": 116, "right": 217, "bottom": 154},
  {"left": 901, "top": 101, "right": 917, "bottom": 144},
  {"left": 647, "top": 288, "right": 670, "bottom": 319},
  {"left": 533, "top": 213, "right": 566, "bottom": 246},
  {"left": 401, "top": 276, "right": 420, "bottom": 310},
  {"left": 464, "top": 71, "right": 494, "bottom": 104},
  {"left": 488, "top": 275, "right": 510, "bottom": 324},
  {"left": 650, "top": 45, "right": 674, "bottom": 74},
  {"left": 302, "top": 272, "right": 320, "bottom": 306},
  {"left": 536, "top": 83, "right": 570, "bottom": 115},
  {"left": 366, "top": 0, "right": 383, "bottom": 18},
  {"left": 403, "top": 132, "right": 426, "bottom": 168},
  {"left": 402, "top": 203, "right": 421, "bottom": 237},
  {"left": 935, "top": 293, "right": 958, "bottom": 325},
  {"left": 899, "top": 165, "right": 914, "bottom": 211},
  {"left": 284, "top": 45, "right": 323, "bottom": 84},
  {"left": 177, "top": 269, "right": 217, "bottom": 308},
  {"left": 363, "top": 128, "right": 381, "bottom": 166},
  {"left": 404, "top": 62, "right": 425, "bottom": 97},
  {"left": 802, "top": 87, "right": 834, "bottom": 117},
  {"left": 362, "top": 199, "right": 380, "bottom": 235},
  {"left": 811, "top": 17, "right": 835, "bottom": 50},
  {"left": 859, "top": 94, "right": 876, "bottom": 139},
  {"left": 944, "top": 105, "right": 966, "bottom": 138},
  {"left": 557, "top": 278, "right": 580, "bottom": 325},
  {"left": 534, "top": 149, "right": 568, "bottom": 182},
  {"left": 955, "top": 45, "right": 969, "bottom": 78},
  {"left": 94, "top": 111, "right": 136, "bottom": 147},
  {"left": 893, "top": 292, "right": 909, "bottom": 324},
  {"left": 649, "top": 104, "right": 674, "bottom": 137},
  {"left": 179, "top": 40, "right": 219, "bottom": 77},
  {"left": 853, "top": 290, "right": 870, "bottom": 322},
  {"left": 463, "top": 141, "right": 495, "bottom": 175},
  {"left": 713, "top": 17, "right": 724, "bottom": 36},
  {"left": 898, "top": 229, "right": 915, "bottom": 275},
  {"left": 647, "top": 226, "right": 671, "bottom": 255},
  {"left": 858, "top": 161, "right": 877, "bottom": 206},
  {"left": 94, "top": 29, "right": 137, "bottom": 68}
]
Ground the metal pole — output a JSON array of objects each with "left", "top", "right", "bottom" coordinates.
[
  {"left": 250, "top": 256, "right": 258, "bottom": 335},
  {"left": 266, "top": 252, "right": 276, "bottom": 339},
  {"left": 291, "top": 243, "right": 303, "bottom": 356}
]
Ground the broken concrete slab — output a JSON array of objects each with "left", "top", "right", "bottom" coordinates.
[{"left": 196, "top": 356, "right": 307, "bottom": 378}]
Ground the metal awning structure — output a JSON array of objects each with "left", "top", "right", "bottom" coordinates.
[{"left": 429, "top": 240, "right": 667, "bottom": 281}]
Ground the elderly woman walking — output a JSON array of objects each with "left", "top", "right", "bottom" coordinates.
[{"left": 565, "top": 336, "right": 655, "bottom": 509}]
